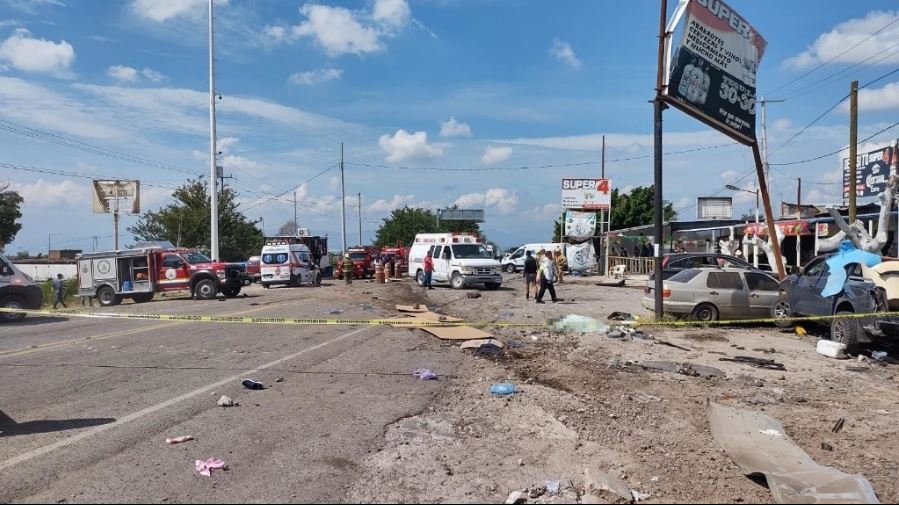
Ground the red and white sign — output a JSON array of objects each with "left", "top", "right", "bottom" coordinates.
[{"left": 562, "top": 178, "right": 610, "bottom": 210}]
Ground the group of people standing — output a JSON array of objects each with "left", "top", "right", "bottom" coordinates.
[{"left": 522, "top": 247, "right": 565, "bottom": 303}]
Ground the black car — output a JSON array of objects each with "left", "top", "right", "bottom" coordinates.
[{"left": 649, "top": 253, "right": 760, "bottom": 280}]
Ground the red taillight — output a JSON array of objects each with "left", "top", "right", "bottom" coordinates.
[{"left": 662, "top": 288, "right": 672, "bottom": 298}]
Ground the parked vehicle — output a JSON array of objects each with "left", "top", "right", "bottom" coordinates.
[
  {"left": 407, "top": 233, "right": 502, "bottom": 289},
  {"left": 649, "top": 253, "right": 760, "bottom": 280},
  {"left": 501, "top": 243, "right": 567, "bottom": 273},
  {"left": 294, "top": 229, "right": 330, "bottom": 276},
  {"left": 0, "top": 253, "right": 43, "bottom": 322},
  {"left": 380, "top": 246, "right": 407, "bottom": 274},
  {"left": 246, "top": 256, "right": 261, "bottom": 283},
  {"left": 347, "top": 246, "right": 380, "bottom": 278},
  {"left": 76, "top": 241, "right": 251, "bottom": 306},
  {"left": 771, "top": 254, "right": 897, "bottom": 347},
  {"left": 259, "top": 241, "right": 320, "bottom": 288},
  {"left": 642, "top": 267, "right": 780, "bottom": 322}
]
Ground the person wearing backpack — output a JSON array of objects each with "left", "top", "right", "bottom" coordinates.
[{"left": 535, "top": 252, "right": 563, "bottom": 304}]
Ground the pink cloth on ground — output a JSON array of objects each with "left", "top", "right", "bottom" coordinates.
[{"left": 195, "top": 457, "right": 226, "bottom": 476}]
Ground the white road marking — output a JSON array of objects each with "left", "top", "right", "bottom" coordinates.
[{"left": 0, "top": 326, "right": 369, "bottom": 471}]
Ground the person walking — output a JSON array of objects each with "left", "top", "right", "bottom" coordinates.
[
  {"left": 423, "top": 253, "right": 434, "bottom": 290},
  {"left": 535, "top": 251, "right": 562, "bottom": 304},
  {"left": 554, "top": 247, "right": 567, "bottom": 284},
  {"left": 52, "top": 273, "right": 67, "bottom": 309},
  {"left": 523, "top": 250, "right": 538, "bottom": 299},
  {"left": 342, "top": 254, "right": 353, "bottom": 284}
]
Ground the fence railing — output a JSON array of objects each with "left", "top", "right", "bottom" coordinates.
[{"left": 607, "top": 256, "right": 655, "bottom": 276}]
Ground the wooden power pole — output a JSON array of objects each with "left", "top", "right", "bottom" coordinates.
[{"left": 849, "top": 80, "right": 858, "bottom": 222}]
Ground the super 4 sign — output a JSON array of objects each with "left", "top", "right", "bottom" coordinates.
[{"left": 561, "top": 178, "right": 611, "bottom": 210}]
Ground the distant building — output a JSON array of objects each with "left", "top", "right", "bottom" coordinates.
[{"left": 48, "top": 249, "right": 82, "bottom": 261}]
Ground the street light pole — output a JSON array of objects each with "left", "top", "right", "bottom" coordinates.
[{"left": 726, "top": 184, "right": 760, "bottom": 268}]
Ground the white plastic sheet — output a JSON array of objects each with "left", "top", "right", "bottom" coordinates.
[
  {"left": 567, "top": 241, "right": 596, "bottom": 271},
  {"left": 564, "top": 211, "right": 596, "bottom": 241}
]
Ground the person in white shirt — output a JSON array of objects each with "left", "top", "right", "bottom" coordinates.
[{"left": 535, "top": 251, "right": 563, "bottom": 304}]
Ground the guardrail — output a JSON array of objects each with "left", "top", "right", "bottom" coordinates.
[{"left": 608, "top": 256, "right": 655, "bottom": 276}]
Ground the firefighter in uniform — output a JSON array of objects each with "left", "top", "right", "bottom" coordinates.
[{"left": 343, "top": 254, "right": 353, "bottom": 284}]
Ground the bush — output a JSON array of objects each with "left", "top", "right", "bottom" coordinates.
[{"left": 40, "top": 277, "right": 80, "bottom": 308}]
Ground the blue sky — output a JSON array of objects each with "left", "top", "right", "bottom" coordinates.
[{"left": 3, "top": 0, "right": 899, "bottom": 254}]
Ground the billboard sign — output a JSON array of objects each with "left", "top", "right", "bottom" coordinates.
[
  {"left": 697, "top": 196, "right": 732, "bottom": 219},
  {"left": 564, "top": 211, "right": 597, "bottom": 241},
  {"left": 436, "top": 209, "right": 485, "bottom": 222},
  {"left": 666, "top": 0, "right": 767, "bottom": 143},
  {"left": 561, "top": 178, "right": 611, "bottom": 210},
  {"left": 842, "top": 145, "right": 895, "bottom": 199},
  {"left": 92, "top": 180, "right": 140, "bottom": 214}
]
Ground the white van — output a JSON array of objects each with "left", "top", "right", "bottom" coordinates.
[
  {"left": 260, "top": 243, "right": 319, "bottom": 288},
  {"left": 501, "top": 243, "right": 567, "bottom": 273},
  {"left": 407, "top": 233, "right": 502, "bottom": 290}
]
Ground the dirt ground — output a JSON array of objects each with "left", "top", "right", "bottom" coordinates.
[{"left": 347, "top": 274, "right": 899, "bottom": 504}]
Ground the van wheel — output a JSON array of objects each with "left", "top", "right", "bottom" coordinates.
[
  {"left": 98, "top": 286, "right": 119, "bottom": 307},
  {"left": 504, "top": 264, "right": 516, "bottom": 273},
  {"left": 692, "top": 303, "right": 718, "bottom": 322},
  {"left": 450, "top": 273, "right": 465, "bottom": 290},
  {"left": 416, "top": 270, "right": 425, "bottom": 287},
  {"left": 262, "top": 283, "right": 271, "bottom": 289},
  {"left": 0, "top": 296, "right": 26, "bottom": 322},
  {"left": 194, "top": 278, "right": 217, "bottom": 300}
]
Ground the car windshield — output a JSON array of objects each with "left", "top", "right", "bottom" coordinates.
[
  {"left": 349, "top": 252, "right": 367, "bottom": 260},
  {"left": 452, "top": 244, "right": 492, "bottom": 259},
  {"left": 184, "top": 252, "right": 211, "bottom": 264}
]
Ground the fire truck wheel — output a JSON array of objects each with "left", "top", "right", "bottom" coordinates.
[
  {"left": 194, "top": 278, "right": 218, "bottom": 300},
  {"left": 97, "top": 286, "right": 119, "bottom": 307},
  {"left": 222, "top": 286, "right": 241, "bottom": 298},
  {"left": 132, "top": 292, "right": 154, "bottom": 303}
]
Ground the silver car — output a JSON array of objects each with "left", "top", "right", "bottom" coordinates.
[{"left": 641, "top": 267, "right": 780, "bottom": 322}]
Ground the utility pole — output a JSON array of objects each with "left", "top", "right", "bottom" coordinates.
[
  {"left": 208, "top": 0, "right": 219, "bottom": 261},
  {"left": 601, "top": 134, "right": 606, "bottom": 179},
  {"left": 652, "top": 0, "right": 667, "bottom": 320},
  {"left": 796, "top": 177, "right": 802, "bottom": 219},
  {"left": 293, "top": 189, "right": 298, "bottom": 234},
  {"left": 357, "top": 192, "right": 362, "bottom": 246},
  {"left": 340, "top": 142, "right": 346, "bottom": 256},
  {"left": 849, "top": 80, "right": 859, "bottom": 223},
  {"left": 759, "top": 97, "right": 785, "bottom": 197},
  {"left": 113, "top": 195, "right": 120, "bottom": 250}
]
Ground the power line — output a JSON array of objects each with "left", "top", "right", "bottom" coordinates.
[
  {"left": 241, "top": 163, "right": 339, "bottom": 212},
  {"left": 346, "top": 143, "right": 737, "bottom": 172},
  {"left": 782, "top": 43, "right": 899, "bottom": 100},
  {"left": 674, "top": 167, "right": 756, "bottom": 215},
  {"left": 766, "top": 93, "right": 847, "bottom": 158},
  {"left": 0, "top": 162, "right": 182, "bottom": 190},
  {"left": 769, "top": 120, "right": 899, "bottom": 167}
]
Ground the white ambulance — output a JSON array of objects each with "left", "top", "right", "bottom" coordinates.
[
  {"left": 501, "top": 243, "right": 568, "bottom": 273},
  {"left": 260, "top": 238, "right": 320, "bottom": 288},
  {"left": 407, "top": 233, "right": 502, "bottom": 290}
]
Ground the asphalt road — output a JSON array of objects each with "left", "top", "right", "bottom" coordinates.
[{"left": 0, "top": 282, "right": 457, "bottom": 503}]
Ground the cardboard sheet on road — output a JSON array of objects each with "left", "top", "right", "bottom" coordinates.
[
  {"left": 394, "top": 305, "right": 491, "bottom": 340},
  {"left": 460, "top": 338, "right": 504, "bottom": 349},
  {"left": 707, "top": 400, "right": 879, "bottom": 504},
  {"left": 396, "top": 305, "right": 430, "bottom": 313}
]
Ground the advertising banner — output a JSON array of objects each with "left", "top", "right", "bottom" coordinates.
[
  {"left": 697, "top": 196, "right": 732, "bottom": 219},
  {"left": 667, "top": 0, "right": 767, "bottom": 142},
  {"left": 92, "top": 180, "right": 140, "bottom": 214},
  {"left": 561, "top": 178, "right": 611, "bottom": 210},
  {"left": 842, "top": 145, "right": 896, "bottom": 199},
  {"left": 564, "top": 211, "right": 597, "bottom": 241},
  {"left": 567, "top": 241, "right": 597, "bottom": 271},
  {"left": 744, "top": 220, "right": 810, "bottom": 237}
]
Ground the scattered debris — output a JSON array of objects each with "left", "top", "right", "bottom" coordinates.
[
  {"left": 608, "top": 311, "right": 635, "bottom": 321},
  {"left": 631, "top": 330, "right": 652, "bottom": 340},
  {"left": 871, "top": 351, "right": 888, "bottom": 361},
  {"left": 460, "top": 338, "right": 505, "bottom": 351},
  {"left": 821, "top": 442, "right": 834, "bottom": 451},
  {"left": 499, "top": 310, "right": 514, "bottom": 317},
  {"left": 844, "top": 364, "right": 868, "bottom": 372},
  {"left": 631, "top": 490, "right": 651, "bottom": 502},
  {"left": 412, "top": 368, "right": 438, "bottom": 380},
  {"left": 328, "top": 309, "right": 344, "bottom": 315},
  {"left": 466, "top": 291, "right": 481, "bottom": 299},
  {"left": 641, "top": 361, "right": 725, "bottom": 378},
  {"left": 595, "top": 279, "right": 626, "bottom": 287},
  {"left": 708, "top": 401, "right": 878, "bottom": 504},
  {"left": 545, "top": 480, "right": 561, "bottom": 495},
  {"left": 718, "top": 356, "right": 786, "bottom": 371},
  {"left": 655, "top": 339, "right": 691, "bottom": 352},
  {"left": 489, "top": 383, "right": 518, "bottom": 396},
  {"left": 816, "top": 340, "right": 848, "bottom": 359},
  {"left": 216, "top": 395, "right": 236, "bottom": 407},
  {"left": 275, "top": 377, "right": 285, "bottom": 383},
  {"left": 548, "top": 314, "right": 608, "bottom": 334},
  {"left": 165, "top": 435, "right": 193, "bottom": 444},
  {"left": 506, "top": 339, "right": 524, "bottom": 348},
  {"left": 832, "top": 418, "right": 845, "bottom": 434},
  {"left": 361, "top": 304, "right": 374, "bottom": 311},
  {"left": 795, "top": 325, "right": 807, "bottom": 337},
  {"left": 751, "top": 347, "right": 777, "bottom": 354},
  {"left": 195, "top": 457, "right": 227, "bottom": 477},
  {"left": 583, "top": 466, "right": 634, "bottom": 504},
  {"left": 241, "top": 379, "right": 265, "bottom": 390},
  {"left": 607, "top": 329, "right": 626, "bottom": 339},
  {"left": 504, "top": 490, "right": 526, "bottom": 504}
]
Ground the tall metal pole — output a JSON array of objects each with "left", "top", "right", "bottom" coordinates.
[
  {"left": 293, "top": 190, "right": 297, "bottom": 234},
  {"left": 357, "top": 193, "right": 362, "bottom": 246},
  {"left": 208, "top": 0, "right": 219, "bottom": 261},
  {"left": 340, "top": 142, "right": 347, "bottom": 255},
  {"left": 113, "top": 195, "right": 120, "bottom": 250},
  {"left": 760, "top": 96, "right": 769, "bottom": 192},
  {"left": 753, "top": 188, "right": 759, "bottom": 268},
  {"left": 652, "top": 0, "right": 668, "bottom": 320},
  {"left": 601, "top": 134, "right": 606, "bottom": 179},
  {"left": 849, "top": 80, "right": 859, "bottom": 223},
  {"left": 796, "top": 178, "right": 802, "bottom": 219}
]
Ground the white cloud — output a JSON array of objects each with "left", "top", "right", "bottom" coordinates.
[
  {"left": 784, "top": 11, "right": 899, "bottom": 69},
  {"left": 494, "top": 129, "right": 732, "bottom": 151},
  {"left": 854, "top": 81, "right": 899, "bottom": 112},
  {"left": 130, "top": 0, "right": 228, "bottom": 23},
  {"left": 141, "top": 67, "right": 166, "bottom": 82},
  {"left": 10, "top": 179, "right": 87, "bottom": 209},
  {"left": 328, "top": 175, "right": 340, "bottom": 192},
  {"left": 806, "top": 188, "right": 841, "bottom": 205},
  {"left": 263, "top": 0, "right": 412, "bottom": 56},
  {"left": 368, "top": 193, "right": 415, "bottom": 213},
  {"left": 720, "top": 169, "right": 738, "bottom": 182},
  {"left": 454, "top": 188, "right": 518, "bottom": 214},
  {"left": 771, "top": 118, "right": 792, "bottom": 131},
  {"left": 439, "top": 117, "right": 471, "bottom": 138},
  {"left": 1, "top": 0, "right": 65, "bottom": 14},
  {"left": 288, "top": 67, "right": 343, "bottom": 86},
  {"left": 216, "top": 136, "right": 239, "bottom": 153},
  {"left": 222, "top": 154, "right": 266, "bottom": 177},
  {"left": 107, "top": 65, "right": 139, "bottom": 83},
  {"left": 0, "top": 28, "right": 75, "bottom": 75},
  {"left": 528, "top": 203, "right": 562, "bottom": 219},
  {"left": 550, "top": 38, "right": 582, "bottom": 70},
  {"left": 480, "top": 145, "right": 512, "bottom": 165},
  {"left": 378, "top": 129, "right": 444, "bottom": 162}
]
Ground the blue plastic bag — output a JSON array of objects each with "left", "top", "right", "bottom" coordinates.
[{"left": 489, "top": 383, "right": 517, "bottom": 396}]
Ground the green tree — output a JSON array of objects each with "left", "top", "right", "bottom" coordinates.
[
  {"left": 0, "top": 190, "right": 23, "bottom": 251},
  {"left": 277, "top": 220, "right": 297, "bottom": 236},
  {"left": 128, "top": 179, "right": 263, "bottom": 261},
  {"left": 374, "top": 206, "right": 482, "bottom": 248},
  {"left": 610, "top": 185, "right": 677, "bottom": 230},
  {"left": 552, "top": 220, "right": 562, "bottom": 242}
]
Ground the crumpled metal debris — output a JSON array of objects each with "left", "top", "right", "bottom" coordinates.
[{"left": 708, "top": 400, "right": 879, "bottom": 504}]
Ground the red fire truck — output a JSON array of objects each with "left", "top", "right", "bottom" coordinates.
[
  {"left": 346, "top": 246, "right": 380, "bottom": 278},
  {"left": 76, "top": 241, "right": 251, "bottom": 306}
]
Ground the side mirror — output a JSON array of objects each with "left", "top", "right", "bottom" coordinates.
[{"left": 789, "top": 266, "right": 800, "bottom": 276}]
